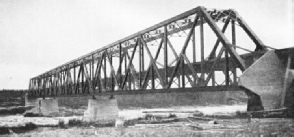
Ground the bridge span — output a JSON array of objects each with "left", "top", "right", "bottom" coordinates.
[{"left": 27, "top": 6, "right": 293, "bottom": 118}]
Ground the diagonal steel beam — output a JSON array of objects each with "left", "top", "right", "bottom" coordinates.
[
  {"left": 142, "top": 38, "right": 164, "bottom": 89},
  {"left": 167, "top": 40, "right": 179, "bottom": 67},
  {"left": 166, "top": 14, "right": 199, "bottom": 88},
  {"left": 105, "top": 51, "right": 121, "bottom": 90},
  {"left": 121, "top": 40, "right": 139, "bottom": 89},
  {"left": 204, "top": 47, "right": 226, "bottom": 85},
  {"left": 140, "top": 36, "right": 166, "bottom": 88},
  {"left": 93, "top": 52, "right": 105, "bottom": 89},
  {"left": 75, "top": 65, "right": 82, "bottom": 94},
  {"left": 185, "top": 74, "right": 196, "bottom": 87},
  {"left": 125, "top": 52, "right": 141, "bottom": 88},
  {"left": 181, "top": 53, "right": 200, "bottom": 84},
  {"left": 200, "top": 7, "right": 247, "bottom": 71},
  {"left": 116, "top": 52, "right": 126, "bottom": 86},
  {"left": 82, "top": 62, "right": 94, "bottom": 93},
  {"left": 207, "top": 18, "right": 230, "bottom": 60},
  {"left": 231, "top": 10, "right": 267, "bottom": 51}
]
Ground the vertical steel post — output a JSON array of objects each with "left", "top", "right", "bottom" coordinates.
[
  {"left": 63, "top": 71, "right": 66, "bottom": 94},
  {"left": 103, "top": 55, "right": 107, "bottom": 90},
  {"left": 192, "top": 28, "right": 197, "bottom": 84},
  {"left": 225, "top": 49, "right": 230, "bottom": 86},
  {"left": 55, "top": 74, "right": 58, "bottom": 95},
  {"left": 28, "top": 79, "right": 31, "bottom": 96},
  {"left": 200, "top": 15, "right": 205, "bottom": 82},
  {"left": 30, "top": 79, "right": 33, "bottom": 96},
  {"left": 66, "top": 66, "right": 69, "bottom": 94},
  {"left": 92, "top": 55, "right": 94, "bottom": 80},
  {"left": 177, "top": 74, "right": 180, "bottom": 88},
  {"left": 110, "top": 54, "right": 114, "bottom": 91},
  {"left": 141, "top": 42, "right": 145, "bottom": 89},
  {"left": 151, "top": 66, "right": 155, "bottom": 89},
  {"left": 192, "top": 28, "right": 196, "bottom": 63},
  {"left": 61, "top": 72, "right": 64, "bottom": 94},
  {"left": 44, "top": 77, "right": 47, "bottom": 97},
  {"left": 142, "top": 43, "right": 144, "bottom": 71},
  {"left": 90, "top": 62, "right": 92, "bottom": 83},
  {"left": 181, "top": 57, "right": 185, "bottom": 88},
  {"left": 139, "top": 41, "right": 142, "bottom": 89},
  {"left": 38, "top": 78, "right": 41, "bottom": 96},
  {"left": 98, "top": 61, "right": 101, "bottom": 92},
  {"left": 73, "top": 62, "right": 77, "bottom": 91},
  {"left": 81, "top": 64, "right": 85, "bottom": 93},
  {"left": 124, "top": 52, "right": 127, "bottom": 90},
  {"left": 42, "top": 78, "right": 45, "bottom": 99},
  {"left": 119, "top": 44, "right": 122, "bottom": 87},
  {"left": 164, "top": 25, "right": 168, "bottom": 84},
  {"left": 28, "top": 79, "right": 32, "bottom": 91},
  {"left": 128, "top": 69, "right": 132, "bottom": 90},
  {"left": 231, "top": 20, "right": 237, "bottom": 84}
]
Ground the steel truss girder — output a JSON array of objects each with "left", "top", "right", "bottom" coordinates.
[{"left": 29, "top": 6, "right": 271, "bottom": 97}]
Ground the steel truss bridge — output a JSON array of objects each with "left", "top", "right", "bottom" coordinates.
[{"left": 28, "top": 6, "right": 274, "bottom": 98}]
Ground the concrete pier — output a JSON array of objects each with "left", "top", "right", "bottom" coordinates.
[
  {"left": 83, "top": 96, "right": 119, "bottom": 123},
  {"left": 25, "top": 94, "right": 59, "bottom": 115},
  {"left": 39, "top": 98, "right": 59, "bottom": 115},
  {"left": 25, "top": 93, "right": 39, "bottom": 107}
]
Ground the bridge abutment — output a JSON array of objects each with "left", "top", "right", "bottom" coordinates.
[{"left": 239, "top": 50, "right": 292, "bottom": 110}]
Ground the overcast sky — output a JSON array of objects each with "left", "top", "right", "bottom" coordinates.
[{"left": 0, "top": 0, "right": 292, "bottom": 89}]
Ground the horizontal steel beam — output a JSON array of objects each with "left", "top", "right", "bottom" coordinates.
[{"left": 34, "top": 85, "right": 241, "bottom": 98}]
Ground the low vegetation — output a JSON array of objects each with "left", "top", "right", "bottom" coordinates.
[
  {"left": 0, "top": 106, "right": 34, "bottom": 115},
  {"left": 0, "top": 122, "right": 37, "bottom": 135},
  {"left": 58, "top": 119, "right": 115, "bottom": 128},
  {"left": 123, "top": 113, "right": 179, "bottom": 127},
  {"left": 58, "top": 120, "right": 66, "bottom": 128}
]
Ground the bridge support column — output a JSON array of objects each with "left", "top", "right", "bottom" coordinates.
[
  {"left": 24, "top": 93, "right": 59, "bottom": 115},
  {"left": 39, "top": 98, "right": 59, "bottom": 115},
  {"left": 25, "top": 93, "right": 39, "bottom": 107},
  {"left": 83, "top": 96, "right": 119, "bottom": 123}
]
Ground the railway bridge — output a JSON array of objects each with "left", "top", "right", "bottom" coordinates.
[{"left": 27, "top": 6, "right": 294, "bottom": 120}]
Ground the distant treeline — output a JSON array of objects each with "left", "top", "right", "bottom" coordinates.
[
  {"left": 0, "top": 89, "right": 28, "bottom": 92},
  {"left": 0, "top": 90, "right": 27, "bottom": 99},
  {"left": 0, "top": 90, "right": 26, "bottom": 98},
  {"left": 0, "top": 89, "right": 26, "bottom": 107}
]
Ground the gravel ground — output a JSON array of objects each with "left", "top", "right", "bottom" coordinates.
[
  {"left": 1, "top": 104, "right": 293, "bottom": 136},
  {"left": 14, "top": 118, "right": 294, "bottom": 137}
]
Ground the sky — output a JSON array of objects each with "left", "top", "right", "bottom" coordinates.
[{"left": 0, "top": 0, "right": 293, "bottom": 89}]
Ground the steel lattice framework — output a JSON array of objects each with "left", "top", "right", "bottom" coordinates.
[{"left": 28, "top": 6, "right": 273, "bottom": 98}]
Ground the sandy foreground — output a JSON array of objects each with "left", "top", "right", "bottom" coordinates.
[
  {"left": 1, "top": 105, "right": 294, "bottom": 136},
  {"left": 8, "top": 118, "right": 294, "bottom": 137}
]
